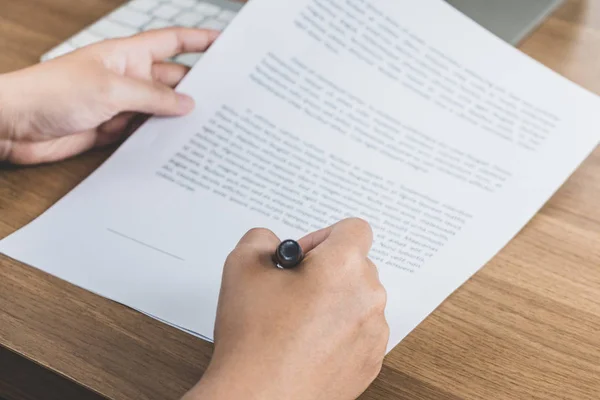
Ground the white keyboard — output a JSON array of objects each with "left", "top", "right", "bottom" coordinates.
[{"left": 41, "top": 0, "right": 243, "bottom": 67}]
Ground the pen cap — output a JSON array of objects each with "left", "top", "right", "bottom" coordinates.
[{"left": 275, "top": 240, "right": 304, "bottom": 269}]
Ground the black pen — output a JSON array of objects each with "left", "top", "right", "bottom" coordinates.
[{"left": 274, "top": 239, "right": 304, "bottom": 269}]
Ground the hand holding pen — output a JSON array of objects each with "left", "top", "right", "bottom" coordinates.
[{"left": 196, "top": 219, "right": 389, "bottom": 400}]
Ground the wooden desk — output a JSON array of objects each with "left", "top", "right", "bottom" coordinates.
[{"left": 1, "top": 1, "right": 600, "bottom": 399}]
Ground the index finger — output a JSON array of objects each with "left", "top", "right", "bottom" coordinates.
[
  {"left": 298, "top": 218, "right": 373, "bottom": 258},
  {"left": 118, "top": 28, "right": 220, "bottom": 61},
  {"left": 226, "top": 228, "right": 281, "bottom": 273}
]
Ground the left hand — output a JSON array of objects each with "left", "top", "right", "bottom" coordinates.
[{"left": 0, "top": 28, "right": 219, "bottom": 165}]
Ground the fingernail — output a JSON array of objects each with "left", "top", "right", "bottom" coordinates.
[{"left": 178, "top": 94, "right": 195, "bottom": 114}]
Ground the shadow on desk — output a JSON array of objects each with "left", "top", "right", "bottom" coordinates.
[{"left": 0, "top": 347, "right": 106, "bottom": 400}]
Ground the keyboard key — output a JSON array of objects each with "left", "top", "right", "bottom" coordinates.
[
  {"left": 198, "top": 18, "right": 228, "bottom": 31},
  {"left": 40, "top": 0, "right": 241, "bottom": 62},
  {"left": 70, "top": 30, "right": 104, "bottom": 48},
  {"left": 174, "top": 11, "right": 205, "bottom": 27},
  {"left": 43, "top": 43, "right": 76, "bottom": 61},
  {"left": 109, "top": 6, "right": 153, "bottom": 28},
  {"left": 90, "top": 19, "right": 139, "bottom": 38},
  {"left": 129, "top": 0, "right": 160, "bottom": 12},
  {"left": 171, "top": 0, "right": 198, "bottom": 7},
  {"left": 217, "top": 9, "right": 237, "bottom": 22},
  {"left": 144, "top": 18, "right": 173, "bottom": 30},
  {"left": 175, "top": 52, "right": 203, "bottom": 67},
  {"left": 152, "top": 4, "right": 183, "bottom": 20},
  {"left": 195, "top": 2, "right": 221, "bottom": 16}
]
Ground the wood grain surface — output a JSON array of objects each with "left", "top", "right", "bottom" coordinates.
[{"left": 1, "top": 0, "right": 600, "bottom": 399}]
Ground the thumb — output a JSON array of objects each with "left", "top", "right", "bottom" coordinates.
[
  {"left": 115, "top": 76, "right": 195, "bottom": 116},
  {"left": 299, "top": 218, "right": 373, "bottom": 258}
]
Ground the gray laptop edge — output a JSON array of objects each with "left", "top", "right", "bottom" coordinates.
[{"left": 448, "top": 0, "right": 565, "bottom": 45}]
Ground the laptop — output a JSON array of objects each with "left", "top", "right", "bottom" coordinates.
[
  {"left": 447, "top": 0, "right": 564, "bottom": 45},
  {"left": 42, "top": 0, "right": 565, "bottom": 65}
]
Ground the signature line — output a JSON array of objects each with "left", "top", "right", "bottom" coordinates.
[{"left": 107, "top": 228, "right": 184, "bottom": 261}]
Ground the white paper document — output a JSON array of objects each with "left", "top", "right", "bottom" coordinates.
[{"left": 2, "top": 0, "right": 599, "bottom": 352}]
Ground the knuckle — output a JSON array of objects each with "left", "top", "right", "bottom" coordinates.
[
  {"left": 85, "top": 38, "right": 117, "bottom": 55},
  {"left": 224, "top": 249, "right": 244, "bottom": 269},
  {"left": 244, "top": 227, "right": 276, "bottom": 240},
  {"left": 383, "top": 320, "right": 391, "bottom": 340},
  {"left": 337, "top": 218, "right": 373, "bottom": 257},
  {"left": 367, "top": 257, "right": 379, "bottom": 271},
  {"left": 342, "top": 248, "right": 365, "bottom": 268},
  {"left": 237, "top": 227, "right": 280, "bottom": 250},
  {"left": 374, "top": 285, "right": 388, "bottom": 310},
  {"left": 100, "top": 37, "right": 123, "bottom": 48},
  {"left": 375, "top": 318, "right": 391, "bottom": 345},
  {"left": 224, "top": 249, "right": 239, "bottom": 264},
  {"left": 344, "top": 217, "right": 373, "bottom": 235}
]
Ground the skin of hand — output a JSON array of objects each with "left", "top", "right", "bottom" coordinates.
[
  {"left": 183, "top": 218, "right": 390, "bottom": 400},
  {"left": 0, "top": 28, "right": 219, "bottom": 165}
]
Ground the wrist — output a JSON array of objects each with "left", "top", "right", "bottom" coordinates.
[
  {"left": 182, "top": 364, "right": 256, "bottom": 400},
  {"left": 181, "top": 358, "right": 286, "bottom": 400}
]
